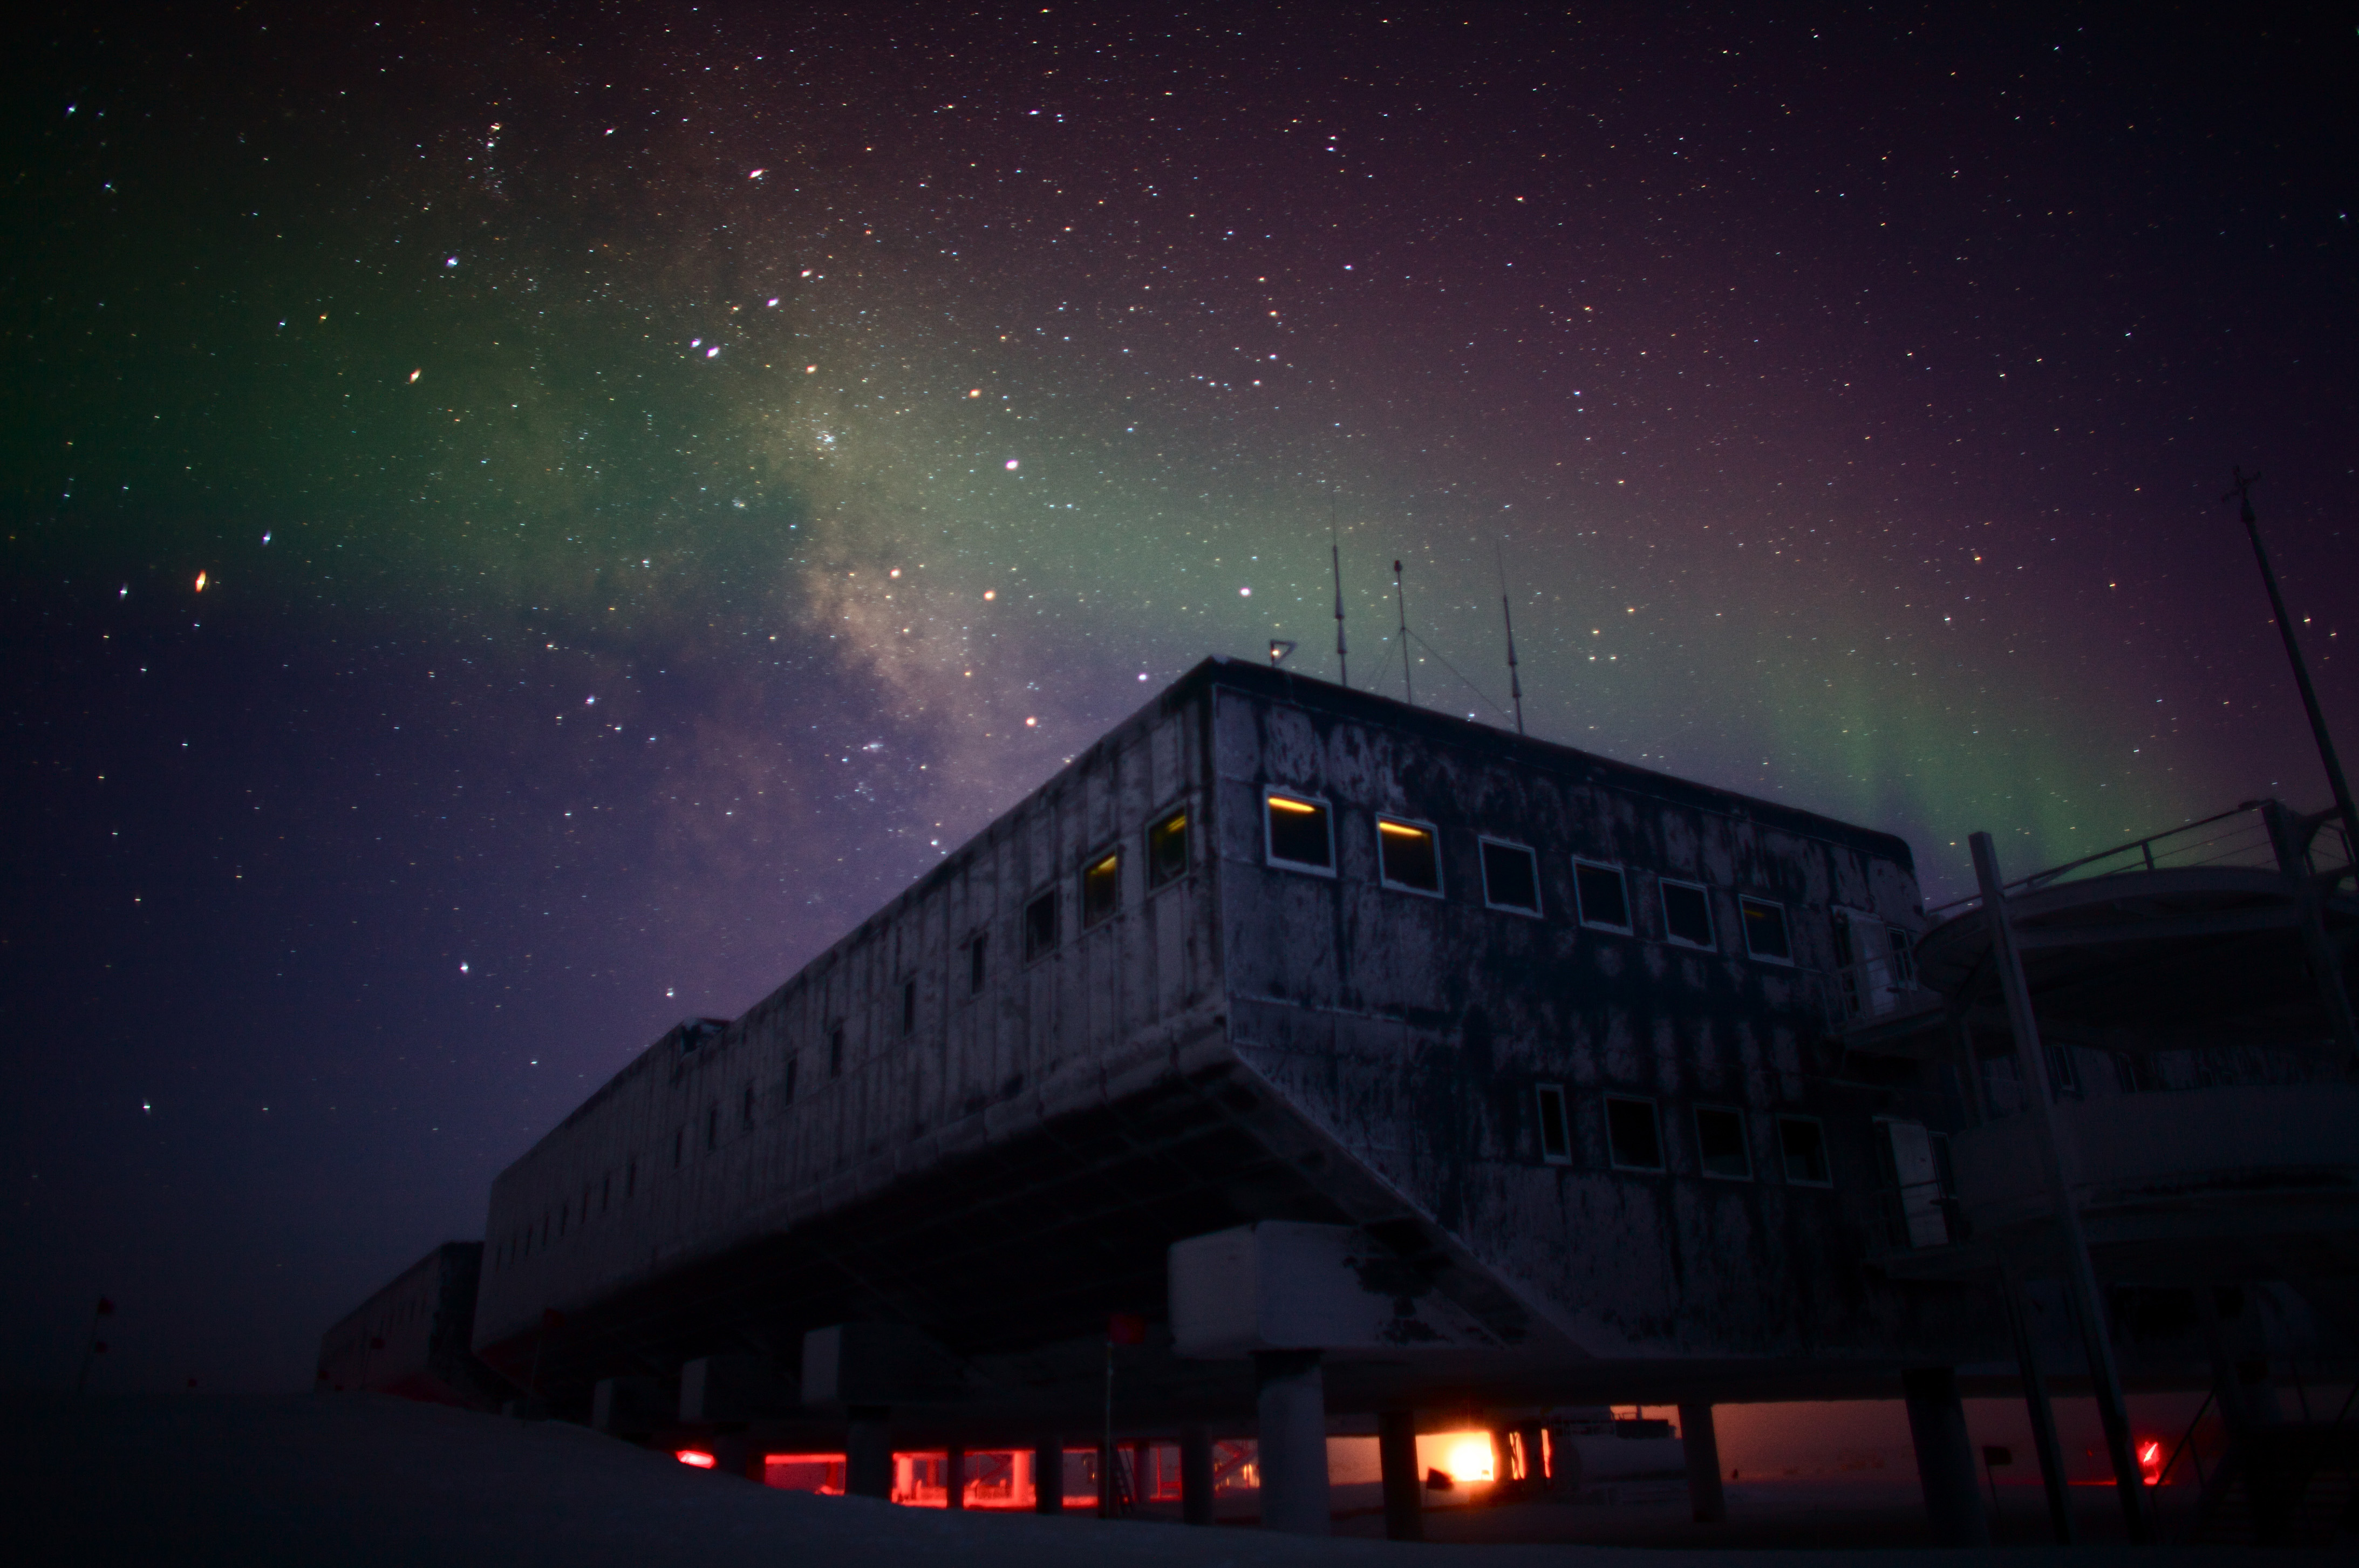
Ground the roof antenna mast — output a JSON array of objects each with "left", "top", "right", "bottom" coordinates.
[
  {"left": 1496, "top": 541, "right": 1525, "bottom": 736},
  {"left": 1393, "top": 558, "right": 1414, "bottom": 705},
  {"left": 2227, "top": 467, "right": 2359, "bottom": 855},
  {"left": 1330, "top": 494, "right": 1349, "bottom": 689}
]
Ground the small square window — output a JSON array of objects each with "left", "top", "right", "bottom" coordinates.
[
  {"left": 1147, "top": 808, "right": 1189, "bottom": 888},
  {"left": 1376, "top": 816, "right": 1442, "bottom": 895},
  {"left": 1694, "top": 1106, "right": 1751, "bottom": 1180},
  {"left": 781, "top": 1055, "right": 797, "bottom": 1105},
  {"left": 829, "top": 1025, "right": 845, "bottom": 1078},
  {"left": 1573, "top": 859, "right": 1632, "bottom": 932},
  {"left": 1661, "top": 879, "right": 1714, "bottom": 949},
  {"left": 1265, "top": 790, "right": 1334, "bottom": 872},
  {"left": 741, "top": 1083, "right": 756, "bottom": 1129},
  {"left": 1082, "top": 849, "right": 1121, "bottom": 927},
  {"left": 1777, "top": 1115, "right": 1831, "bottom": 1185},
  {"left": 1740, "top": 896, "right": 1794, "bottom": 962},
  {"left": 1480, "top": 837, "right": 1542, "bottom": 914},
  {"left": 1025, "top": 888, "right": 1060, "bottom": 961},
  {"left": 1535, "top": 1083, "right": 1572, "bottom": 1165},
  {"left": 1605, "top": 1095, "right": 1665, "bottom": 1171},
  {"left": 969, "top": 934, "right": 988, "bottom": 996},
  {"left": 901, "top": 977, "right": 918, "bottom": 1036}
]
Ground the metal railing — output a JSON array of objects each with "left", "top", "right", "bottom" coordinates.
[{"left": 1927, "top": 801, "right": 2354, "bottom": 920}]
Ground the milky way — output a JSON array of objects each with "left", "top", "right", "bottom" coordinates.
[{"left": 5, "top": 3, "right": 2354, "bottom": 1389}]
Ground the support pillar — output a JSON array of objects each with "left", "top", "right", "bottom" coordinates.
[
  {"left": 1678, "top": 1403, "right": 1726, "bottom": 1524},
  {"left": 943, "top": 1443, "right": 965, "bottom": 1510},
  {"left": 1131, "top": 1442, "right": 1152, "bottom": 1509},
  {"left": 1378, "top": 1408, "right": 1423, "bottom": 1542},
  {"left": 1179, "top": 1423, "right": 1213, "bottom": 1526},
  {"left": 844, "top": 1408, "right": 893, "bottom": 1499},
  {"left": 1253, "top": 1349, "right": 1331, "bottom": 1535},
  {"left": 1515, "top": 1421, "right": 1546, "bottom": 1495},
  {"left": 1903, "top": 1367, "right": 1991, "bottom": 1547},
  {"left": 2000, "top": 1264, "right": 2075, "bottom": 1544},
  {"left": 1032, "top": 1434, "right": 1064, "bottom": 1514}
]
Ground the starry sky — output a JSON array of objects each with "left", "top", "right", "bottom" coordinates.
[{"left": 5, "top": 2, "right": 2355, "bottom": 1393}]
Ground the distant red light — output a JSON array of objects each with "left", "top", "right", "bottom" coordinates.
[
  {"left": 677, "top": 1449, "right": 717, "bottom": 1469},
  {"left": 2137, "top": 1439, "right": 2163, "bottom": 1483}
]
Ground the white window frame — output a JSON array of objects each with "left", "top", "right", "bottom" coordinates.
[
  {"left": 1478, "top": 835, "right": 1543, "bottom": 916},
  {"left": 1535, "top": 1082, "right": 1573, "bottom": 1165},
  {"left": 1739, "top": 895, "right": 1795, "bottom": 964},
  {"left": 1604, "top": 1093, "right": 1666, "bottom": 1172},
  {"left": 1263, "top": 788, "right": 1337, "bottom": 877},
  {"left": 1693, "top": 1105, "right": 1752, "bottom": 1181},
  {"left": 1374, "top": 814, "right": 1445, "bottom": 898},
  {"left": 1659, "top": 876, "right": 1716, "bottom": 951},
  {"left": 1572, "top": 857, "right": 1634, "bottom": 934}
]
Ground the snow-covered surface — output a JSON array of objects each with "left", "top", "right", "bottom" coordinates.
[{"left": 0, "top": 1394, "right": 2314, "bottom": 1566}]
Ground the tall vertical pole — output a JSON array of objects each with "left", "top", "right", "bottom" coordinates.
[
  {"left": 1393, "top": 560, "right": 1414, "bottom": 705},
  {"left": 1496, "top": 542, "right": 1525, "bottom": 736},
  {"left": 1330, "top": 499, "right": 1349, "bottom": 689},
  {"left": 2228, "top": 469, "right": 2359, "bottom": 857},
  {"left": 2000, "top": 1260, "right": 2076, "bottom": 1544},
  {"left": 1972, "top": 833, "right": 2153, "bottom": 1543}
]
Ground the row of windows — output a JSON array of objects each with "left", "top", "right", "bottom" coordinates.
[
  {"left": 1532, "top": 1084, "right": 1834, "bottom": 1185},
  {"left": 1265, "top": 788, "right": 1800, "bottom": 961}
]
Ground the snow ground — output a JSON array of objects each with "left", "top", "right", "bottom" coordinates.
[{"left": 0, "top": 1393, "right": 2318, "bottom": 1566}]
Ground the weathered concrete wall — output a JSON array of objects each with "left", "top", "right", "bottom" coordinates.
[
  {"left": 1208, "top": 683, "right": 1968, "bottom": 1363},
  {"left": 318, "top": 1242, "right": 493, "bottom": 1406},
  {"left": 475, "top": 687, "right": 1225, "bottom": 1353}
]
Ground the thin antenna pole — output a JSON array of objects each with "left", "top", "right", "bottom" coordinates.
[
  {"left": 1393, "top": 559, "right": 1414, "bottom": 705},
  {"left": 1330, "top": 496, "right": 1349, "bottom": 688},
  {"left": 2227, "top": 468, "right": 2359, "bottom": 857},
  {"left": 1496, "top": 541, "right": 1525, "bottom": 736}
]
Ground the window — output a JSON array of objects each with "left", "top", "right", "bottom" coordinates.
[
  {"left": 902, "top": 977, "right": 918, "bottom": 1036},
  {"left": 829, "top": 1025, "right": 845, "bottom": 1078},
  {"left": 1573, "top": 859, "right": 1632, "bottom": 932},
  {"left": 1661, "top": 879, "right": 1714, "bottom": 949},
  {"left": 969, "top": 934, "right": 988, "bottom": 994},
  {"left": 741, "top": 1083, "right": 756, "bottom": 1129},
  {"left": 1480, "top": 837, "right": 1542, "bottom": 914},
  {"left": 601, "top": 1174, "right": 611, "bottom": 1212},
  {"left": 1535, "top": 1084, "right": 1572, "bottom": 1165},
  {"left": 1376, "top": 816, "right": 1442, "bottom": 895},
  {"left": 1777, "top": 1115, "right": 1831, "bottom": 1185},
  {"left": 1264, "top": 790, "right": 1334, "bottom": 872},
  {"left": 781, "top": 1055, "right": 797, "bottom": 1105},
  {"left": 625, "top": 1157, "right": 636, "bottom": 1198},
  {"left": 1605, "top": 1096, "right": 1665, "bottom": 1171},
  {"left": 672, "top": 1128, "right": 684, "bottom": 1168},
  {"left": 1694, "top": 1107, "right": 1751, "bottom": 1180},
  {"left": 1147, "top": 807, "right": 1189, "bottom": 888},
  {"left": 1082, "top": 849, "right": 1121, "bottom": 927},
  {"left": 706, "top": 1103, "right": 719, "bottom": 1151},
  {"left": 1025, "top": 888, "right": 1060, "bottom": 961},
  {"left": 1874, "top": 1117, "right": 1951, "bottom": 1248},
  {"left": 1740, "top": 896, "right": 1793, "bottom": 962}
]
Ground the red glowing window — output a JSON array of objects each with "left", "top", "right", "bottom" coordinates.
[{"left": 676, "top": 1449, "right": 717, "bottom": 1469}]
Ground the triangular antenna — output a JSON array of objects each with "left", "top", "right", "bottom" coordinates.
[
  {"left": 1330, "top": 495, "right": 1349, "bottom": 688},
  {"left": 1496, "top": 541, "right": 1525, "bottom": 736},
  {"left": 1393, "top": 558, "right": 1414, "bottom": 705},
  {"left": 1269, "top": 638, "right": 1298, "bottom": 667}
]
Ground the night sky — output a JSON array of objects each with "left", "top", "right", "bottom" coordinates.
[{"left": 5, "top": 3, "right": 2354, "bottom": 1394}]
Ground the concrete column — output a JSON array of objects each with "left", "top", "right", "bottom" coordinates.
[
  {"left": 943, "top": 1443, "right": 965, "bottom": 1510},
  {"left": 1678, "top": 1403, "right": 1727, "bottom": 1523},
  {"left": 844, "top": 1408, "right": 893, "bottom": 1499},
  {"left": 1033, "top": 1434, "right": 1064, "bottom": 1514},
  {"left": 1253, "top": 1349, "right": 1331, "bottom": 1536},
  {"left": 1179, "top": 1423, "right": 1213, "bottom": 1525},
  {"left": 1096, "top": 1438, "right": 1117, "bottom": 1517},
  {"left": 712, "top": 1432, "right": 764, "bottom": 1482},
  {"left": 1131, "top": 1442, "right": 1153, "bottom": 1508},
  {"left": 1378, "top": 1408, "right": 1423, "bottom": 1542},
  {"left": 2001, "top": 1263, "right": 2076, "bottom": 1544},
  {"left": 1902, "top": 1367, "right": 1991, "bottom": 1546}
]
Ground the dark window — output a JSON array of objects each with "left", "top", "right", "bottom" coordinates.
[
  {"left": 1480, "top": 838, "right": 1541, "bottom": 913},
  {"left": 1695, "top": 1107, "right": 1751, "bottom": 1180},
  {"left": 969, "top": 935, "right": 988, "bottom": 994},
  {"left": 1082, "top": 850, "right": 1121, "bottom": 928},
  {"left": 1777, "top": 1116, "right": 1831, "bottom": 1185},
  {"left": 672, "top": 1128, "right": 684, "bottom": 1168},
  {"left": 1606, "top": 1096, "right": 1665, "bottom": 1171},
  {"left": 1740, "top": 896, "right": 1793, "bottom": 962},
  {"left": 741, "top": 1083, "right": 756, "bottom": 1129},
  {"left": 601, "top": 1175, "right": 611, "bottom": 1212},
  {"left": 1377, "top": 817, "right": 1442, "bottom": 894},
  {"left": 1265, "top": 791, "right": 1333, "bottom": 871},
  {"left": 1661, "top": 879, "right": 1714, "bottom": 949},
  {"left": 558, "top": 1203, "right": 567, "bottom": 1237},
  {"left": 829, "top": 1025, "right": 845, "bottom": 1077},
  {"left": 626, "top": 1157, "right": 636, "bottom": 1198},
  {"left": 1573, "top": 860, "right": 1632, "bottom": 931},
  {"left": 781, "top": 1055, "right": 798, "bottom": 1105},
  {"left": 1147, "top": 808, "right": 1189, "bottom": 887},
  {"left": 706, "top": 1103, "right": 719, "bottom": 1151},
  {"left": 902, "top": 977, "right": 918, "bottom": 1036},
  {"left": 1887, "top": 925, "right": 1917, "bottom": 987},
  {"left": 1025, "top": 889, "right": 1060, "bottom": 961},
  {"left": 1535, "top": 1084, "right": 1572, "bottom": 1164}
]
